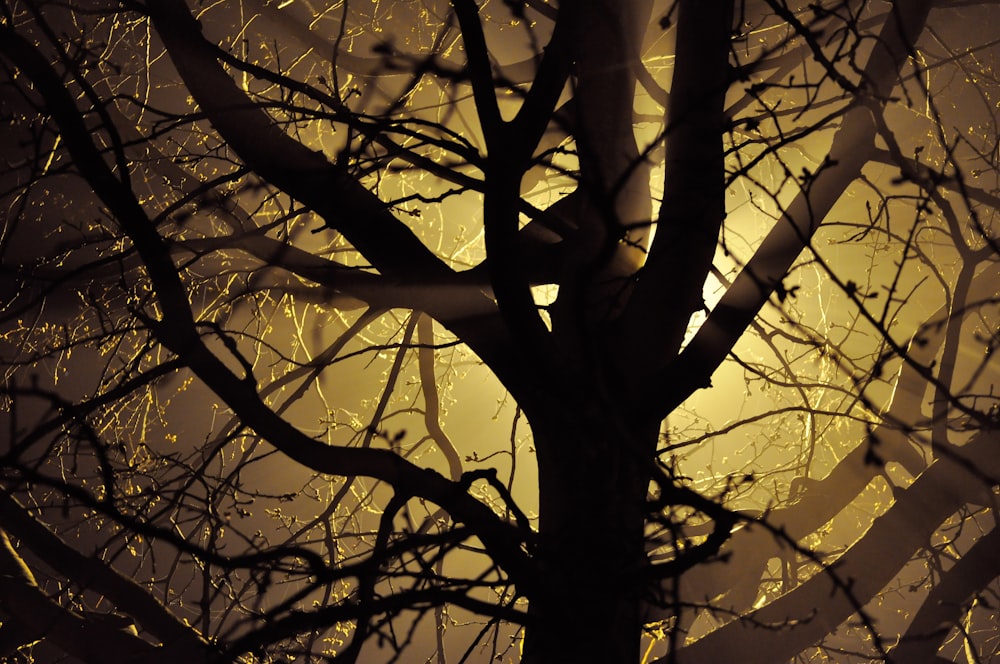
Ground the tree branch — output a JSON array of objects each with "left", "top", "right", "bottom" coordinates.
[
  {"left": 887, "top": 524, "right": 1000, "bottom": 662},
  {"left": 144, "top": 0, "right": 450, "bottom": 283},
  {"left": 0, "top": 17, "right": 534, "bottom": 592},
  {"left": 0, "top": 494, "right": 212, "bottom": 656},
  {"left": 647, "top": 0, "right": 934, "bottom": 419},
  {"left": 668, "top": 427, "right": 999, "bottom": 664},
  {"left": 619, "top": 0, "right": 734, "bottom": 370},
  {"left": 0, "top": 529, "right": 158, "bottom": 664}
]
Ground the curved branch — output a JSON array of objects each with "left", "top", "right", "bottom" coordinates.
[
  {"left": 145, "top": 0, "right": 449, "bottom": 283},
  {"left": 142, "top": 0, "right": 538, "bottom": 391},
  {"left": 417, "top": 314, "right": 464, "bottom": 481},
  {"left": 669, "top": 427, "right": 1000, "bottom": 664},
  {"left": 0, "top": 18, "right": 534, "bottom": 592},
  {"left": 887, "top": 525, "right": 1000, "bottom": 663}
]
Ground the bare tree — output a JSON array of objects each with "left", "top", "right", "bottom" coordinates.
[{"left": 1, "top": 0, "right": 999, "bottom": 662}]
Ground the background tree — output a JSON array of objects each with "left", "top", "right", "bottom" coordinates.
[{"left": 1, "top": 0, "right": 999, "bottom": 662}]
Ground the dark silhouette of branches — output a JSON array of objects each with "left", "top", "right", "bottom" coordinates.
[{"left": 1, "top": 1, "right": 998, "bottom": 662}]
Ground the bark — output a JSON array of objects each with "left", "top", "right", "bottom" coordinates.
[{"left": 522, "top": 396, "right": 657, "bottom": 664}]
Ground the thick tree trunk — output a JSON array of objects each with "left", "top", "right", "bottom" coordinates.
[{"left": 521, "top": 397, "right": 656, "bottom": 663}]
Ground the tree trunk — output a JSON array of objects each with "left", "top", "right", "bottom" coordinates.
[{"left": 521, "top": 396, "right": 655, "bottom": 663}]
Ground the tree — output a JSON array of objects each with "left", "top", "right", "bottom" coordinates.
[{"left": 1, "top": 0, "right": 999, "bottom": 661}]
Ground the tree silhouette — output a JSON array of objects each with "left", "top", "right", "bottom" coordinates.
[{"left": 1, "top": 0, "right": 999, "bottom": 662}]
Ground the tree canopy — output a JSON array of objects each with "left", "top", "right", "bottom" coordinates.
[{"left": 1, "top": 0, "right": 999, "bottom": 662}]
